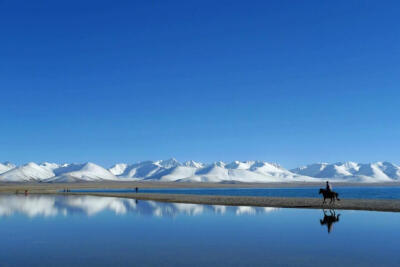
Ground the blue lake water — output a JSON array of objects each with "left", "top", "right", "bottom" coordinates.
[
  {"left": 0, "top": 194, "right": 399, "bottom": 266},
  {"left": 71, "top": 186, "right": 400, "bottom": 199}
]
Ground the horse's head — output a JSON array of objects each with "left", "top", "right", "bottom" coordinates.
[{"left": 319, "top": 188, "right": 323, "bottom": 194}]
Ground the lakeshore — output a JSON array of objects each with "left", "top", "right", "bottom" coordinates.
[{"left": 1, "top": 181, "right": 400, "bottom": 212}]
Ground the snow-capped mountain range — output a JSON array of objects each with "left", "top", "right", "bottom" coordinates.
[
  {"left": 0, "top": 159, "right": 399, "bottom": 183},
  {"left": 291, "top": 161, "right": 400, "bottom": 182}
]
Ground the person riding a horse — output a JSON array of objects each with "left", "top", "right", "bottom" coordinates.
[
  {"left": 326, "top": 181, "right": 332, "bottom": 193},
  {"left": 319, "top": 181, "right": 340, "bottom": 204}
]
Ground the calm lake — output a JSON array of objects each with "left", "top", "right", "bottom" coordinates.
[
  {"left": 0, "top": 194, "right": 399, "bottom": 266},
  {"left": 72, "top": 186, "right": 400, "bottom": 199}
]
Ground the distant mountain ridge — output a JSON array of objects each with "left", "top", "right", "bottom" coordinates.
[
  {"left": 0, "top": 162, "right": 117, "bottom": 182},
  {"left": 0, "top": 160, "right": 399, "bottom": 183},
  {"left": 108, "top": 159, "right": 306, "bottom": 183},
  {"left": 290, "top": 161, "right": 400, "bottom": 182}
]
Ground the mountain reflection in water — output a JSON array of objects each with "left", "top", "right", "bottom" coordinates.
[
  {"left": 1, "top": 195, "right": 399, "bottom": 266},
  {"left": 0, "top": 195, "right": 279, "bottom": 218}
]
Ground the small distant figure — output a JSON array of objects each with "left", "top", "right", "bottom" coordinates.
[
  {"left": 24, "top": 190, "right": 28, "bottom": 196},
  {"left": 135, "top": 187, "right": 138, "bottom": 193}
]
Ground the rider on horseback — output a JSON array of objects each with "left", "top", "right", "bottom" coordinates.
[
  {"left": 326, "top": 181, "right": 332, "bottom": 193},
  {"left": 320, "top": 181, "right": 340, "bottom": 204}
]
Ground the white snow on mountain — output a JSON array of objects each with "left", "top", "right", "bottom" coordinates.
[
  {"left": 110, "top": 159, "right": 184, "bottom": 180},
  {"left": 1, "top": 159, "right": 400, "bottom": 183},
  {"left": 291, "top": 161, "right": 400, "bottom": 182},
  {"left": 116, "top": 161, "right": 165, "bottom": 179},
  {"left": 152, "top": 166, "right": 198, "bottom": 181},
  {"left": 40, "top": 162, "right": 62, "bottom": 171},
  {"left": 249, "top": 162, "right": 294, "bottom": 178},
  {"left": 225, "top": 161, "right": 254, "bottom": 170},
  {"left": 109, "top": 163, "right": 128, "bottom": 176},
  {"left": 0, "top": 162, "right": 16, "bottom": 174},
  {"left": 109, "top": 159, "right": 316, "bottom": 183},
  {"left": 183, "top": 160, "right": 204, "bottom": 168},
  {"left": 189, "top": 162, "right": 230, "bottom": 182},
  {"left": 291, "top": 163, "right": 329, "bottom": 177},
  {"left": 379, "top": 162, "right": 400, "bottom": 179},
  {"left": 0, "top": 162, "right": 55, "bottom": 182},
  {"left": 46, "top": 162, "right": 118, "bottom": 182},
  {"left": 156, "top": 158, "right": 181, "bottom": 168}
]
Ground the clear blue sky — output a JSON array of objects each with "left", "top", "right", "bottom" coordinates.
[{"left": 1, "top": 1, "right": 399, "bottom": 168}]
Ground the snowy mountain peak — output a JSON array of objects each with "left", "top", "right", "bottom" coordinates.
[
  {"left": 291, "top": 163, "right": 329, "bottom": 177},
  {"left": 225, "top": 161, "right": 254, "bottom": 169},
  {"left": 109, "top": 163, "right": 128, "bottom": 176},
  {"left": 3, "top": 161, "right": 16, "bottom": 168},
  {"left": 213, "top": 161, "right": 226, "bottom": 168},
  {"left": 40, "top": 162, "right": 61, "bottom": 171},
  {"left": 0, "top": 162, "right": 55, "bottom": 181},
  {"left": 183, "top": 160, "right": 204, "bottom": 168},
  {"left": 156, "top": 158, "right": 181, "bottom": 168},
  {"left": 26, "top": 162, "right": 39, "bottom": 167},
  {"left": 47, "top": 162, "right": 117, "bottom": 182},
  {"left": 0, "top": 162, "right": 16, "bottom": 174}
]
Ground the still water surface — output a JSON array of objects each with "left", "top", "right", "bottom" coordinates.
[{"left": 0, "top": 195, "right": 399, "bottom": 266}]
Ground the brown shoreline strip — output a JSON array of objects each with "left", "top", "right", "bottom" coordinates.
[{"left": 64, "top": 192, "right": 400, "bottom": 212}]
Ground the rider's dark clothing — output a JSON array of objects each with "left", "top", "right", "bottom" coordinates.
[{"left": 326, "top": 182, "right": 332, "bottom": 192}]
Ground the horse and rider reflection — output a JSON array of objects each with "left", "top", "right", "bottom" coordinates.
[{"left": 320, "top": 209, "right": 340, "bottom": 233}]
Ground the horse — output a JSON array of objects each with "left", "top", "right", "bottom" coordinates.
[{"left": 319, "top": 188, "right": 340, "bottom": 204}]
